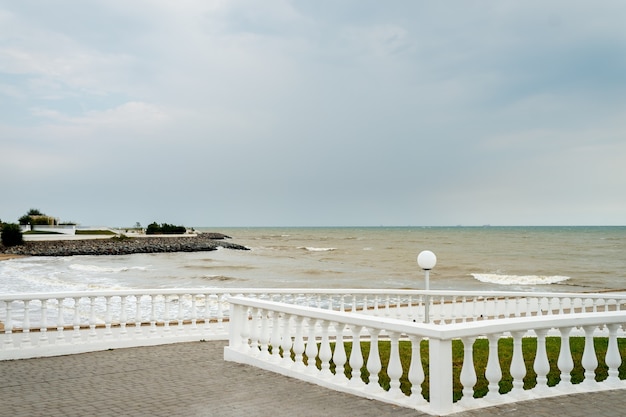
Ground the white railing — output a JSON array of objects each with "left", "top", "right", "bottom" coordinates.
[
  {"left": 224, "top": 296, "right": 626, "bottom": 416},
  {"left": 2, "top": 289, "right": 626, "bottom": 360}
]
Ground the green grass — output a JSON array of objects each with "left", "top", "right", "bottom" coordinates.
[
  {"left": 75, "top": 230, "right": 117, "bottom": 235},
  {"left": 296, "top": 337, "right": 626, "bottom": 401},
  {"left": 23, "top": 230, "right": 63, "bottom": 235}
]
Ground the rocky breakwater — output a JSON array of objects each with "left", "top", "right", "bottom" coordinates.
[{"left": 0, "top": 233, "right": 249, "bottom": 257}]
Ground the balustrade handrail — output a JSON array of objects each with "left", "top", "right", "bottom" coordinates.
[
  {"left": 3, "top": 288, "right": 626, "bottom": 302},
  {"left": 227, "top": 295, "right": 626, "bottom": 339}
]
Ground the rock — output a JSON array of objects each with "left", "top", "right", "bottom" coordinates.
[{"left": 0, "top": 235, "right": 249, "bottom": 257}]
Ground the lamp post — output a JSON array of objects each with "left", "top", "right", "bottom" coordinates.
[{"left": 417, "top": 250, "right": 437, "bottom": 323}]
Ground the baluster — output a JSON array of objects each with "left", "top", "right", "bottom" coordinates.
[
  {"left": 557, "top": 327, "right": 574, "bottom": 388},
  {"left": 416, "top": 295, "right": 424, "bottom": 323},
  {"left": 88, "top": 296, "right": 97, "bottom": 340},
  {"left": 203, "top": 294, "right": 212, "bottom": 334},
  {"left": 387, "top": 331, "right": 404, "bottom": 397},
  {"left": 605, "top": 324, "right": 621, "bottom": 385},
  {"left": 39, "top": 299, "right": 49, "bottom": 345},
  {"left": 104, "top": 296, "right": 113, "bottom": 338},
  {"left": 471, "top": 296, "right": 478, "bottom": 321},
  {"left": 482, "top": 297, "right": 488, "bottom": 319},
  {"left": 134, "top": 295, "right": 143, "bottom": 337},
  {"left": 217, "top": 294, "right": 225, "bottom": 330},
  {"left": 533, "top": 329, "right": 550, "bottom": 391},
  {"left": 373, "top": 295, "right": 380, "bottom": 317},
  {"left": 366, "top": 328, "right": 382, "bottom": 392},
  {"left": 396, "top": 297, "right": 402, "bottom": 320},
  {"left": 503, "top": 297, "right": 510, "bottom": 319},
  {"left": 384, "top": 295, "right": 391, "bottom": 317},
  {"left": 258, "top": 308, "right": 270, "bottom": 359},
  {"left": 581, "top": 325, "right": 598, "bottom": 386},
  {"left": 348, "top": 325, "right": 364, "bottom": 386},
  {"left": 305, "top": 317, "right": 318, "bottom": 374},
  {"left": 249, "top": 307, "right": 260, "bottom": 353},
  {"left": 461, "top": 296, "right": 468, "bottom": 323},
  {"left": 340, "top": 295, "right": 346, "bottom": 312},
  {"left": 514, "top": 297, "right": 521, "bottom": 317},
  {"left": 149, "top": 295, "right": 158, "bottom": 336},
  {"left": 270, "top": 311, "right": 282, "bottom": 363},
  {"left": 557, "top": 298, "right": 564, "bottom": 315},
  {"left": 333, "top": 322, "right": 348, "bottom": 381},
  {"left": 163, "top": 295, "right": 171, "bottom": 336},
  {"left": 72, "top": 297, "right": 81, "bottom": 343},
  {"left": 450, "top": 296, "right": 457, "bottom": 322},
  {"left": 21, "top": 300, "right": 32, "bottom": 348},
  {"left": 438, "top": 296, "right": 445, "bottom": 324},
  {"left": 3, "top": 301, "right": 14, "bottom": 349},
  {"left": 190, "top": 295, "right": 198, "bottom": 330},
  {"left": 177, "top": 295, "right": 185, "bottom": 334},
  {"left": 352, "top": 295, "right": 357, "bottom": 313},
  {"left": 56, "top": 298, "right": 66, "bottom": 345},
  {"left": 119, "top": 296, "right": 128, "bottom": 337},
  {"left": 408, "top": 335, "right": 426, "bottom": 404},
  {"left": 510, "top": 331, "right": 527, "bottom": 396},
  {"left": 280, "top": 314, "right": 293, "bottom": 365},
  {"left": 407, "top": 295, "right": 414, "bottom": 321},
  {"left": 456, "top": 336, "right": 476, "bottom": 403},
  {"left": 292, "top": 316, "right": 306, "bottom": 370},
  {"left": 237, "top": 306, "right": 251, "bottom": 352},
  {"left": 485, "top": 333, "right": 502, "bottom": 400},
  {"left": 318, "top": 320, "right": 333, "bottom": 378}
]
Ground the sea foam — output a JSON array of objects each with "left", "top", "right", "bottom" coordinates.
[
  {"left": 299, "top": 247, "right": 336, "bottom": 252},
  {"left": 69, "top": 264, "right": 148, "bottom": 273},
  {"left": 471, "top": 273, "right": 571, "bottom": 286}
]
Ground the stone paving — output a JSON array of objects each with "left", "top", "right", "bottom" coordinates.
[{"left": 0, "top": 341, "right": 624, "bottom": 417}]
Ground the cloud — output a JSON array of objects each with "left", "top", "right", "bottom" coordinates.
[{"left": 1, "top": 1, "right": 625, "bottom": 226}]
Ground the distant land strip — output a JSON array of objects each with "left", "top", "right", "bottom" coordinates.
[{"left": 0, "top": 233, "right": 249, "bottom": 257}]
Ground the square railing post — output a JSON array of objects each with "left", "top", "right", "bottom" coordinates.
[{"left": 428, "top": 337, "right": 453, "bottom": 415}]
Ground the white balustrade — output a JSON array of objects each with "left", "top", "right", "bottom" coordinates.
[{"left": 224, "top": 295, "right": 626, "bottom": 416}]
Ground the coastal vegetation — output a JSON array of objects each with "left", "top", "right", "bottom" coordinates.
[
  {"left": 146, "top": 222, "right": 187, "bottom": 235},
  {"left": 18, "top": 208, "right": 58, "bottom": 226},
  {"left": 1, "top": 223, "right": 24, "bottom": 247}
]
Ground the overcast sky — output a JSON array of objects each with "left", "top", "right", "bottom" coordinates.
[{"left": 1, "top": 1, "right": 625, "bottom": 227}]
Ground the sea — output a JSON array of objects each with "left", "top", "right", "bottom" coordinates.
[{"left": 1, "top": 226, "right": 625, "bottom": 295}]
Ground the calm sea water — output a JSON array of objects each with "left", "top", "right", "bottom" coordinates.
[{"left": 1, "top": 226, "right": 625, "bottom": 294}]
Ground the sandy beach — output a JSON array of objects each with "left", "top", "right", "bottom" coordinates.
[{"left": 0, "top": 254, "right": 24, "bottom": 261}]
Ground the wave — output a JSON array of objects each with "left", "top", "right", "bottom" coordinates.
[
  {"left": 299, "top": 247, "right": 337, "bottom": 252},
  {"left": 471, "top": 273, "right": 571, "bottom": 286},
  {"left": 69, "top": 264, "right": 148, "bottom": 273}
]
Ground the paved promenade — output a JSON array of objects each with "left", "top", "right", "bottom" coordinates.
[{"left": 0, "top": 341, "right": 624, "bottom": 417}]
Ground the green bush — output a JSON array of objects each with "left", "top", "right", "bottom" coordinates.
[
  {"left": 146, "top": 222, "right": 187, "bottom": 235},
  {"left": 1, "top": 223, "right": 24, "bottom": 247}
]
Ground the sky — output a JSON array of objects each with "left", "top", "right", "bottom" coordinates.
[{"left": 1, "top": 1, "right": 625, "bottom": 228}]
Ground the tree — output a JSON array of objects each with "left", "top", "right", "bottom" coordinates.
[
  {"left": 1, "top": 223, "right": 23, "bottom": 247},
  {"left": 145, "top": 221, "right": 186, "bottom": 234}
]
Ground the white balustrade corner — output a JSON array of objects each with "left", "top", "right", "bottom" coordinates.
[{"left": 224, "top": 295, "right": 626, "bottom": 416}]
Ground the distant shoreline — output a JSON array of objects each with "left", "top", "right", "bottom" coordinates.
[{"left": 0, "top": 233, "right": 249, "bottom": 258}]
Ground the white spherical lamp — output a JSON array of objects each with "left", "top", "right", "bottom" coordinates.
[{"left": 417, "top": 250, "right": 437, "bottom": 270}]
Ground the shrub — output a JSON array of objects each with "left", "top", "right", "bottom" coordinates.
[
  {"left": 1, "top": 223, "right": 24, "bottom": 247},
  {"left": 146, "top": 222, "right": 187, "bottom": 234}
]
